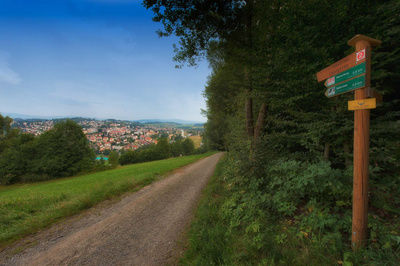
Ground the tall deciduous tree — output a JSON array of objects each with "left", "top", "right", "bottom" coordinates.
[
  {"left": 143, "top": 0, "right": 267, "bottom": 145},
  {"left": 34, "top": 120, "right": 95, "bottom": 178}
]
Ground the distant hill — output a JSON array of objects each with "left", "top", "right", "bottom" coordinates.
[
  {"left": 135, "top": 119, "right": 204, "bottom": 125},
  {"left": 139, "top": 121, "right": 204, "bottom": 129},
  {"left": 0, "top": 112, "right": 205, "bottom": 126}
]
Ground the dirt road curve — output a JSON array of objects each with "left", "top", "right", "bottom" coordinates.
[{"left": 1, "top": 153, "right": 223, "bottom": 266}]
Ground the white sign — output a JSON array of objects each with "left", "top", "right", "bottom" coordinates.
[
  {"left": 326, "top": 76, "right": 335, "bottom": 86},
  {"left": 356, "top": 49, "right": 366, "bottom": 62},
  {"left": 328, "top": 87, "right": 335, "bottom": 97}
]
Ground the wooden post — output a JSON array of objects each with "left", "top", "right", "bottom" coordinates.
[{"left": 347, "top": 35, "right": 381, "bottom": 249}]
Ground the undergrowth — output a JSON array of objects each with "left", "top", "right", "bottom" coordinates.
[{"left": 181, "top": 153, "right": 400, "bottom": 265}]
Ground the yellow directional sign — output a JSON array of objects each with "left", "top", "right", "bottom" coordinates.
[{"left": 348, "top": 98, "right": 376, "bottom": 111}]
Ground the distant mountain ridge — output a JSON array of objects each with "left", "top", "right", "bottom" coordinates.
[
  {"left": 135, "top": 119, "right": 204, "bottom": 125},
  {"left": 0, "top": 112, "right": 204, "bottom": 125},
  {"left": 0, "top": 112, "right": 67, "bottom": 120}
]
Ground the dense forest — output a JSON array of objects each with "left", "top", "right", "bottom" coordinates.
[{"left": 144, "top": 0, "right": 400, "bottom": 264}]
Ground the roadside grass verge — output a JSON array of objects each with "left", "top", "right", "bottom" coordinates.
[
  {"left": 180, "top": 154, "right": 234, "bottom": 265},
  {"left": 0, "top": 152, "right": 215, "bottom": 248}
]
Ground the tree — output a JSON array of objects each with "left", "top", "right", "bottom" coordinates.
[
  {"left": 0, "top": 132, "right": 36, "bottom": 184},
  {"left": 171, "top": 139, "right": 183, "bottom": 157},
  {"left": 156, "top": 138, "right": 171, "bottom": 159},
  {"left": 143, "top": 0, "right": 267, "bottom": 147},
  {"left": 108, "top": 151, "right": 120, "bottom": 168},
  {"left": 142, "top": 0, "right": 243, "bottom": 66},
  {"left": 0, "top": 114, "right": 20, "bottom": 154},
  {"left": 119, "top": 150, "right": 137, "bottom": 165},
  {"left": 182, "top": 138, "right": 195, "bottom": 155},
  {"left": 142, "top": 0, "right": 400, "bottom": 261},
  {"left": 33, "top": 120, "right": 95, "bottom": 178}
]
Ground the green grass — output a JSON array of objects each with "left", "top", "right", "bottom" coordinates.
[
  {"left": 180, "top": 154, "right": 233, "bottom": 265},
  {"left": 0, "top": 152, "right": 215, "bottom": 248}
]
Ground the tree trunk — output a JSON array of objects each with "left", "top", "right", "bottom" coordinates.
[
  {"left": 324, "top": 143, "right": 330, "bottom": 161},
  {"left": 254, "top": 103, "right": 267, "bottom": 141},
  {"left": 245, "top": 93, "right": 254, "bottom": 138},
  {"left": 344, "top": 142, "right": 352, "bottom": 167},
  {"left": 244, "top": 0, "right": 254, "bottom": 139}
]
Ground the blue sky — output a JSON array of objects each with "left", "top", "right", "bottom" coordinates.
[{"left": 0, "top": 0, "right": 210, "bottom": 122}]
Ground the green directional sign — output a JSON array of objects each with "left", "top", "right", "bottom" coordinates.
[
  {"left": 324, "top": 62, "right": 366, "bottom": 87},
  {"left": 325, "top": 74, "right": 365, "bottom": 98}
]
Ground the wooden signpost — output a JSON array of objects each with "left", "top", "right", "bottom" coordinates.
[{"left": 316, "top": 34, "right": 382, "bottom": 249}]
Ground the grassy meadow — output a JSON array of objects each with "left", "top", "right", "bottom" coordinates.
[
  {"left": 0, "top": 152, "right": 215, "bottom": 247},
  {"left": 189, "top": 136, "right": 202, "bottom": 148}
]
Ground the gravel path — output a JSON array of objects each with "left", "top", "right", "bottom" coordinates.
[{"left": 1, "top": 153, "right": 223, "bottom": 266}]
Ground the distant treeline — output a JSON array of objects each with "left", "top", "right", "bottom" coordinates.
[
  {"left": 119, "top": 137, "right": 204, "bottom": 165},
  {"left": 0, "top": 115, "right": 207, "bottom": 185}
]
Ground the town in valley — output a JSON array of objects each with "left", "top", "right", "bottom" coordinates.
[{"left": 11, "top": 118, "right": 203, "bottom": 156}]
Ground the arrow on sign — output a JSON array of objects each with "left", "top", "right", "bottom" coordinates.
[
  {"left": 324, "top": 62, "right": 366, "bottom": 87},
  {"left": 348, "top": 98, "right": 376, "bottom": 110},
  {"left": 325, "top": 75, "right": 365, "bottom": 97}
]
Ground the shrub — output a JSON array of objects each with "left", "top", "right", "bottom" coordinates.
[
  {"left": 108, "top": 151, "right": 120, "bottom": 168},
  {"left": 119, "top": 137, "right": 200, "bottom": 166},
  {"left": 0, "top": 119, "right": 95, "bottom": 184}
]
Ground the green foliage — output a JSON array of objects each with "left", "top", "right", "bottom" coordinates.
[
  {"left": 183, "top": 153, "right": 400, "bottom": 265},
  {"left": 265, "top": 160, "right": 351, "bottom": 216},
  {"left": 33, "top": 120, "right": 95, "bottom": 179},
  {"left": 182, "top": 138, "right": 195, "bottom": 155},
  {"left": 147, "top": 0, "right": 400, "bottom": 262},
  {"left": 171, "top": 139, "right": 184, "bottom": 156},
  {"left": 159, "top": 0, "right": 400, "bottom": 262},
  {"left": 0, "top": 115, "right": 19, "bottom": 154},
  {"left": 108, "top": 151, "right": 120, "bottom": 168},
  {"left": 0, "top": 133, "right": 35, "bottom": 184},
  {"left": 119, "top": 150, "right": 137, "bottom": 165},
  {"left": 119, "top": 137, "right": 198, "bottom": 165},
  {"left": 156, "top": 137, "right": 171, "bottom": 158},
  {"left": 181, "top": 155, "right": 234, "bottom": 265},
  {"left": 142, "top": 0, "right": 244, "bottom": 66},
  {"left": 0, "top": 119, "right": 95, "bottom": 184}
]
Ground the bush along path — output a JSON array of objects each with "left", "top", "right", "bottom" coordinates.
[
  {"left": 0, "top": 152, "right": 223, "bottom": 266},
  {"left": 181, "top": 154, "right": 400, "bottom": 265}
]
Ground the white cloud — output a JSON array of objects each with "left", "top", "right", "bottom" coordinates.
[{"left": 0, "top": 53, "right": 21, "bottom": 85}]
